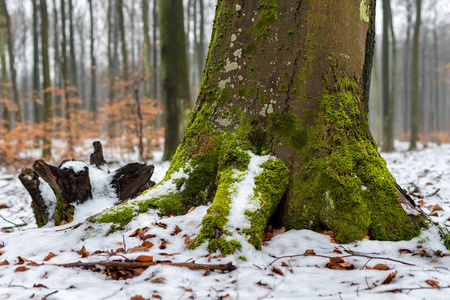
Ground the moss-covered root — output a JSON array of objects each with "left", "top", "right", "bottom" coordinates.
[{"left": 191, "top": 155, "right": 289, "bottom": 254}]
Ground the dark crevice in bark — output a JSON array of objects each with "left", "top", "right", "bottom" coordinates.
[
  {"left": 361, "top": 0, "right": 376, "bottom": 121},
  {"left": 283, "top": 0, "right": 303, "bottom": 115}
]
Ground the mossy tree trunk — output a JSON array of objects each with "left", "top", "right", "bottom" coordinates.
[{"left": 94, "top": 0, "right": 424, "bottom": 253}]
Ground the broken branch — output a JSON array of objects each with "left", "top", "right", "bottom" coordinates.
[{"left": 56, "top": 260, "right": 236, "bottom": 272}]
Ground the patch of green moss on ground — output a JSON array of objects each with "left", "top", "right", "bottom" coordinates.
[{"left": 242, "top": 158, "right": 289, "bottom": 249}]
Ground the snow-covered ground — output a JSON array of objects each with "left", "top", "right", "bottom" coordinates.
[{"left": 0, "top": 142, "right": 449, "bottom": 299}]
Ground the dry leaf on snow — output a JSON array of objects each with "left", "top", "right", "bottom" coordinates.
[
  {"left": 431, "top": 204, "right": 444, "bottom": 212},
  {"left": 14, "top": 266, "right": 29, "bottom": 272},
  {"left": 381, "top": 271, "right": 397, "bottom": 285},
  {"left": 76, "top": 246, "right": 89, "bottom": 258},
  {"left": 129, "top": 227, "right": 149, "bottom": 239},
  {"left": 272, "top": 267, "right": 284, "bottom": 276},
  {"left": 130, "top": 295, "right": 149, "bottom": 300},
  {"left": 325, "top": 257, "right": 355, "bottom": 270},
  {"left": 43, "top": 252, "right": 57, "bottom": 262},
  {"left": 135, "top": 255, "right": 153, "bottom": 262},
  {"left": 0, "top": 260, "right": 9, "bottom": 266},
  {"left": 425, "top": 279, "right": 440, "bottom": 287},
  {"left": 372, "top": 264, "right": 390, "bottom": 270},
  {"left": 171, "top": 225, "right": 182, "bottom": 236}
]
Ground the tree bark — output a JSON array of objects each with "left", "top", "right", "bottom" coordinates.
[
  {"left": 88, "top": 0, "right": 97, "bottom": 119},
  {"left": 32, "top": 0, "right": 41, "bottom": 125},
  {"left": 0, "top": 3, "right": 9, "bottom": 130},
  {"left": 60, "top": 0, "right": 73, "bottom": 154},
  {"left": 40, "top": 0, "right": 52, "bottom": 159},
  {"left": 142, "top": 0, "right": 151, "bottom": 99},
  {"left": 381, "top": 0, "right": 393, "bottom": 152},
  {"left": 1, "top": 0, "right": 22, "bottom": 124},
  {"left": 158, "top": 0, "right": 191, "bottom": 160},
  {"left": 94, "top": 0, "right": 424, "bottom": 253},
  {"left": 409, "top": 0, "right": 421, "bottom": 150},
  {"left": 403, "top": 0, "right": 412, "bottom": 136}
]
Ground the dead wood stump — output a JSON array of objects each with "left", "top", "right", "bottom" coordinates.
[{"left": 19, "top": 141, "right": 155, "bottom": 227}]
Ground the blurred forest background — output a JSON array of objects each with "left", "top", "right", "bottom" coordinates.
[{"left": 0, "top": 0, "right": 449, "bottom": 167}]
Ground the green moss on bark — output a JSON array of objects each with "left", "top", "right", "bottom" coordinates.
[
  {"left": 279, "top": 75, "right": 424, "bottom": 243},
  {"left": 242, "top": 158, "right": 289, "bottom": 249},
  {"left": 54, "top": 192, "right": 74, "bottom": 226}
]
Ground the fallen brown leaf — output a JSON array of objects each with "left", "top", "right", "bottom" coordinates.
[
  {"left": 15, "top": 266, "right": 29, "bottom": 272},
  {"left": 187, "top": 206, "right": 196, "bottom": 213},
  {"left": 153, "top": 222, "right": 167, "bottom": 229},
  {"left": 256, "top": 280, "right": 268, "bottom": 286},
  {"left": 33, "top": 283, "right": 48, "bottom": 289},
  {"left": 281, "top": 261, "right": 289, "bottom": 267},
  {"left": 333, "top": 249, "right": 343, "bottom": 254},
  {"left": 16, "top": 256, "right": 30, "bottom": 265},
  {"left": 130, "top": 295, "right": 149, "bottom": 300},
  {"left": 381, "top": 271, "right": 397, "bottom": 285},
  {"left": 159, "top": 240, "right": 168, "bottom": 250},
  {"left": 325, "top": 257, "right": 355, "bottom": 270},
  {"left": 373, "top": 264, "right": 390, "bottom": 270},
  {"left": 272, "top": 266, "right": 284, "bottom": 276},
  {"left": 304, "top": 249, "right": 315, "bottom": 255},
  {"left": 43, "top": 252, "right": 57, "bottom": 262},
  {"left": 171, "top": 225, "right": 182, "bottom": 236},
  {"left": 418, "top": 200, "right": 424, "bottom": 207},
  {"left": 425, "top": 279, "right": 440, "bottom": 287},
  {"left": 431, "top": 204, "right": 444, "bottom": 212},
  {"left": 135, "top": 255, "right": 153, "bottom": 262},
  {"left": 129, "top": 227, "right": 149, "bottom": 239},
  {"left": 128, "top": 246, "right": 150, "bottom": 253},
  {"left": 143, "top": 234, "right": 156, "bottom": 240},
  {"left": 152, "top": 277, "right": 165, "bottom": 284},
  {"left": 399, "top": 249, "right": 411, "bottom": 254},
  {"left": 141, "top": 241, "right": 154, "bottom": 249},
  {"left": 183, "top": 234, "right": 195, "bottom": 248},
  {"left": 76, "top": 246, "right": 89, "bottom": 258},
  {"left": 0, "top": 260, "right": 9, "bottom": 266},
  {"left": 0, "top": 204, "right": 8, "bottom": 209}
]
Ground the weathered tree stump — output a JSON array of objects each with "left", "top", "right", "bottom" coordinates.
[
  {"left": 18, "top": 168, "right": 49, "bottom": 227},
  {"left": 112, "top": 163, "right": 155, "bottom": 202},
  {"left": 19, "top": 141, "right": 155, "bottom": 227}
]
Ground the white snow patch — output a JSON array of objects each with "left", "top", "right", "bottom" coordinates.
[
  {"left": 225, "top": 152, "right": 271, "bottom": 248},
  {"left": 60, "top": 160, "right": 88, "bottom": 173}
]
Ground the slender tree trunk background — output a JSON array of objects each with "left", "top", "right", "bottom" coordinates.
[
  {"left": 158, "top": 0, "right": 191, "bottom": 161},
  {"left": 40, "top": 0, "right": 52, "bottom": 158},
  {"left": 410, "top": 0, "right": 421, "bottom": 150}
]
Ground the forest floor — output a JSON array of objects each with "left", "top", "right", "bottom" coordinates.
[{"left": 0, "top": 141, "right": 449, "bottom": 299}]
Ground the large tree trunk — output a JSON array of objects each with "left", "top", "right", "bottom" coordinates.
[{"left": 94, "top": 0, "right": 424, "bottom": 253}]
